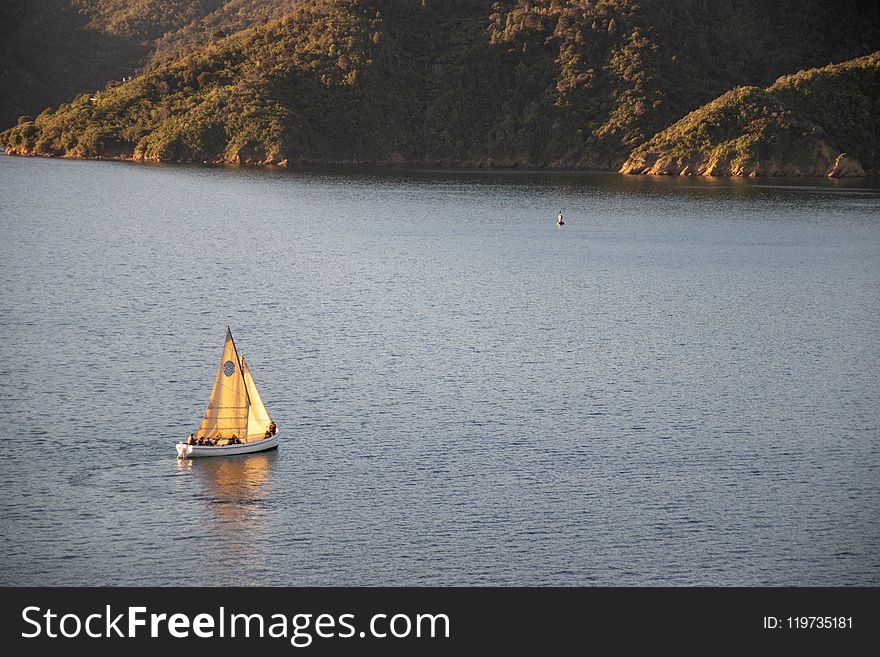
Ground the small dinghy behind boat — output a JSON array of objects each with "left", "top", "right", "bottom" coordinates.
[{"left": 176, "top": 328, "right": 279, "bottom": 458}]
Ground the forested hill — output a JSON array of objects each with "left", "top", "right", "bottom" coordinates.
[
  {"left": 2, "top": 1, "right": 879, "bottom": 173},
  {"left": 620, "top": 52, "right": 880, "bottom": 176},
  {"left": 0, "top": 0, "right": 303, "bottom": 129}
]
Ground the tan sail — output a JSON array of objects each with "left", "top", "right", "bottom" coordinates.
[
  {"left": 195, "top": 328, "right": 249, "bottom": 440},
  {"left": 242, "top": 353, "right": 273, "bottom": 441}
]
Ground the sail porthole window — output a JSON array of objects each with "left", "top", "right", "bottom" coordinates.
[{"left": 223, "top": 360, "right": 235, "bottom": 376}]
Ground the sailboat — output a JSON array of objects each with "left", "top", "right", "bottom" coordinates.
[{"left": 176, "top": 327, "right": 279, "bottom": 458}]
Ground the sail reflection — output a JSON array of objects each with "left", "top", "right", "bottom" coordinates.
[{"left": 181, "top": 451, "right": 277, "bottom": 541}]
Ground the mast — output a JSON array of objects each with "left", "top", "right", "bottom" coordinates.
[
  {"left": 229, "top": 327, "right": 255, "bottom": 442},
  {"left": 230, "top": 327, "right": 252, "bottom": 409}
]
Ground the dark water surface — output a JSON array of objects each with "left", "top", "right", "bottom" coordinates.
[{"left": 1, "top": 156, "right": 878, "bottom": 585}]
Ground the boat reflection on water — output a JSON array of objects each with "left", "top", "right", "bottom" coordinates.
[{"left": 175, "top": 451, "right": 277, "bottom": 537}]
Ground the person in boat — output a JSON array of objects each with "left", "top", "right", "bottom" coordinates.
[
  {"left": 268, "top": 421, "right": 277, "bottom": 436},
  {"left": 556, "top": 211, "right": 565, "bottom": 227},
  {"left": 187, "top": 434, "right": 195, "bottom": 445}
]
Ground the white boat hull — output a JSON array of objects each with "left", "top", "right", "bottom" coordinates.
[{"left": 176, "top": 432, "right": 280, "bottom": 458}]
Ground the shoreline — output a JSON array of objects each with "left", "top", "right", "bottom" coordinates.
[{"left": 2, "top": 149, "right": 876, "bottom": 178}]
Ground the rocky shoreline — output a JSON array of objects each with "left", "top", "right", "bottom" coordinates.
[
  {"left": 3, "top": 144, "right": 875, "bottom": 177},
  {"left": 619, "top": 149, "right": 870, "bottom": 178},
  {"left": 0, "top": 144, "right": 616, "bottom": 172}
]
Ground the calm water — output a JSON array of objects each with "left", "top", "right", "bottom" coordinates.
[{"left": 1, "top": 156, "right": 878, "bottom": 585}]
